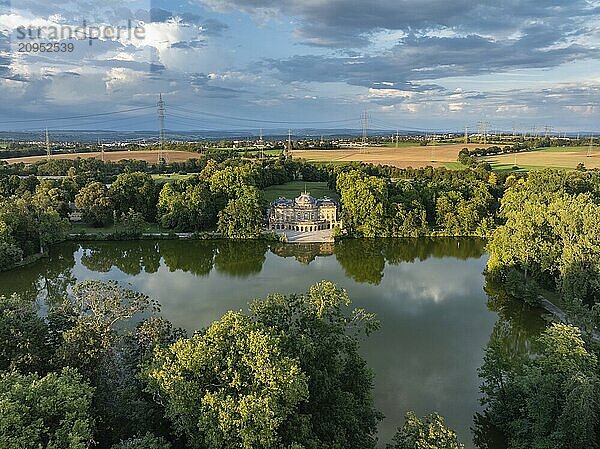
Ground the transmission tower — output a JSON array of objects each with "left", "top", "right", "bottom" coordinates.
[
  {"left": 464, "top": 126, "right": 469, "bottom": 144},
  {"left": 98, "top": 137, "right": 105, "bottom": 162},
  {"left": 157, "top": 93, "right": 166, "bottom": 164},
  {"left": 259, "top": 128, "right": 264, "bottom": 160},
  {"left": 361, "top": 110, "right": 369, "bottom": 147},
  {"left": 478, "top": 120, "right": 488, "bottom": 145},
  {"left": 285, "top": 129, "right": 292, "bottom": 158},
  {"left": 45, "top": 126, "right": 51, "bottom": 160},
  {"left": 544, "top": 125, "right": 552, "bottom": 138},
  {"left": 588, "top": 135, "right": 594, "bottom": 158}
]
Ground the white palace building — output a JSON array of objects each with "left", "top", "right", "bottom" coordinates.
[{"left": 268, "top": 191, "right": 340, "bottom": 232}]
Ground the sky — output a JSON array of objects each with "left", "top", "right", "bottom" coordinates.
[{"left": 0, "top": 0, "right": 599, "bottom": 132}]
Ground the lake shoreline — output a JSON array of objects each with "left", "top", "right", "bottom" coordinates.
[{"left": 1, "top": 233, "right": 491, "bottom": 273}]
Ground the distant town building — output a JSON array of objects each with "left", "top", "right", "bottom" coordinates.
[{"left": 268, "top": 191, "right": 340, "bottom": 232}]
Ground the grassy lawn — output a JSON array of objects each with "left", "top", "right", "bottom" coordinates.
[
  {"left": 488, "top": 163, "right": 568, "bottom": 172},
  {"left": 442, "top": 162, "right": 469, "bottom": 170},
  {"left": 245, "top": 149, "right": 283, "bottom": 156},
  {"left": 262, "top": 181, "right": 338, "bottom": 202},
  {"left": 151, "top": 173, "right": 195, "bottom": 183},
  {"left": 70, "top": 222, "right": 166, "bottom": 234},
  {"left": 381, "top": 141, "right": 426, "bottom": 148}
]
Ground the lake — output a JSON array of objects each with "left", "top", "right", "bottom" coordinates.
[{"left": 0, "top": 238, "right": 543, "bottom": 448}]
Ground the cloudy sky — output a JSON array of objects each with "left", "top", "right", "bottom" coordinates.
[{"left": 0, "top": 0, "right": 599, "bottom": 132}]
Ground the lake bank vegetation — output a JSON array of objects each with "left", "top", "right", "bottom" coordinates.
[
  {"left": 1, "top": 157, "right": 599, "bottom": 446},
  {"left": 0, "top": 279, "right": 464, "bottom": 449}
]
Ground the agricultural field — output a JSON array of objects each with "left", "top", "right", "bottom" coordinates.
[
  {"left": 482, "top": 146, "right": 600, "bottom": 170},
  {"left": 1, "top": 150, "right": 201, "bottom": 164},
  {"left": 291, "top": 143, "right": 492, "bottom": 168},
  {"left": 262, "top": 181, "right": 338, "bottom": 203}
]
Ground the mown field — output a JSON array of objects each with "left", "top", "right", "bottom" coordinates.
[
  {"left": 1, "top": 150, "right": 201, "bottom": 164},
  {"left": 291, "top": 143, "right": 492, "bottom": 168},
  {"left": 483, "top": 146, "right": 600, "bottom": 170},
  {"left": 262, "top": 181, "right": 338, "bottom": 202}
]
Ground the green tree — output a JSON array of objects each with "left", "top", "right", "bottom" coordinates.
[
  {"left": 110, "top": 433, "right": 171, "bottom": 449},
  {"left": 248, "top": 281, "right": 382, "bottom": 448},
  {"left": 0, "top": 195, "right": 68, "bottom": 257},
  {"left": 387, "top": 412, "right": 464, "bottom": 449},
  {"left": 53, "top": 281, "right": 170, "bottom": 447},
  {"left": 33, "top": 179, "right": 70, "bottom": 217},
  {"left": 0, "top": 293, "right": 49, "bottom": 373},
  {"left": 56, "top": 280, "right": 158, "bottom": 372},
  {"left": 209, "top": 164, "right": 258, "bottom": 198},
  {"left": 476, "top": 323, "right": 600, "bottom": 449},
  {"left": 0, "top": 220, "right": 23, "bottom": 269},
  {"left": 144, "top": 311, "right": 308, "bottom": 449},
  {"left": 0, "top": 368, "right": 94, "bottom": 449},
  {"left": 487, "top": 170, "right": 600, "bottom": 325},
  {"left": 36, "top": 205, "right": 69, "bottom": 253},
  {"left": 109, "top": 172, "right": 158, "bottom": 222},
  {"left": 217, "top": 185, "right": 264, "bottom": 239},
  {"left": 336, "top": 170, "right": 388, "bottom": 237},
  {"left": 157, "top": 181, "right": 216, "bottom": 231},
  {"left": 116, "top": 208, "right": 148, "bottom": 238},
  {"left": 75, "top": 181, "right": 113, "bottom": 227}
]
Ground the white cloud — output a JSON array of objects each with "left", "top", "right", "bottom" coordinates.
[
  {"left": 565, "top": 105, "right": 596, "bottom": 114},
  {"left": 368, "top": 88, "right": 415, "bottom": 99},
  {"left": 495, "top": 104, "right": 530, "bottom": 113}
]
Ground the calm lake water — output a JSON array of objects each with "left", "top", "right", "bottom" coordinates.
[{"left": 0, "top": 238, "right": 543, "bottom": 448}]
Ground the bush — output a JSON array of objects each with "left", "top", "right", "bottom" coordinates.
[{"left": 0, "top": 242, "right": 23, "bottom": 270}]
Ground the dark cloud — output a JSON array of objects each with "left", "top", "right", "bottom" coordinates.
[
  {"left": 201, "top": 18, "right": 229, "bottom": 36},
  {"left": 148, "top": 8, "right": 204, "bottom": 25},
  {"left": 265, "top": 25, "right": 599, "bottom": 88},
  {"left": 170, "top": 40, "right": 206, "bottom": 49},
  {"left": 149, "top": 8, "right": 173, "bottom": 23},
  {"left": 146, "top": 8, "right": 228, "bottom": 36},
  {"left": 200, "top": 0, "right": 598, "bottom": 48},
  {"left": 186, "top": 73, "right": 246, "bottom": 98}
]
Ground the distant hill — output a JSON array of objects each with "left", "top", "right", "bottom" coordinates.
[{"left": 0, "top": 129, "right": 427, "bottom": 143}]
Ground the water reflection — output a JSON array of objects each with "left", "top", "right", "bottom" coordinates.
[
  {"left": 0, "top": 237, "right": 538, "bottom": 449},
  {"left": 0, "top": 238, "right": 486, "bottom": 297},
  {"left": 81, "top": 241, "right": 162, "bottom": 275},
  {"left": 472, "top": 275, "right": 547, "bottom": 449}
]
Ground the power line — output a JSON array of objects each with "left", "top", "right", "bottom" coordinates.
[
  {"left": 478, "top": 120, "right": 489, "bottom": 145},
  {"left": 1, "top": 105, "right": 156, "bottom": 124},
  {"left": 168, "top": 105, "right": 358, "bottom": 125},
  {"left": 361, "top": 110, "right": 369, "bottom": 147},
  {"left": 45, "top": 126, "right": 51, "bottom": 160},
  {"left": 157, "top": 93, "right": 166, "bottom": 163},
  {"left": 286, "top": 129, "right": 292, "bottom": 158}
]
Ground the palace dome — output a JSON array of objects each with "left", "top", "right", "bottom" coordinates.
[{"left": 295, "top": 192, "right": 316, "bottom": 205}]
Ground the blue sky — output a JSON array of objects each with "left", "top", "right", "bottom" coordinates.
[{"left": 0, "top": 0, "right": 599, "bottom": 132}]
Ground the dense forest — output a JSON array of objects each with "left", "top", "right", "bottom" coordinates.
[
  {"left": 0, "top": 155, "right": 509, "bottom": 271},
  {"left": 1, "top": 155, "right": 600, "bottom": 448}
]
